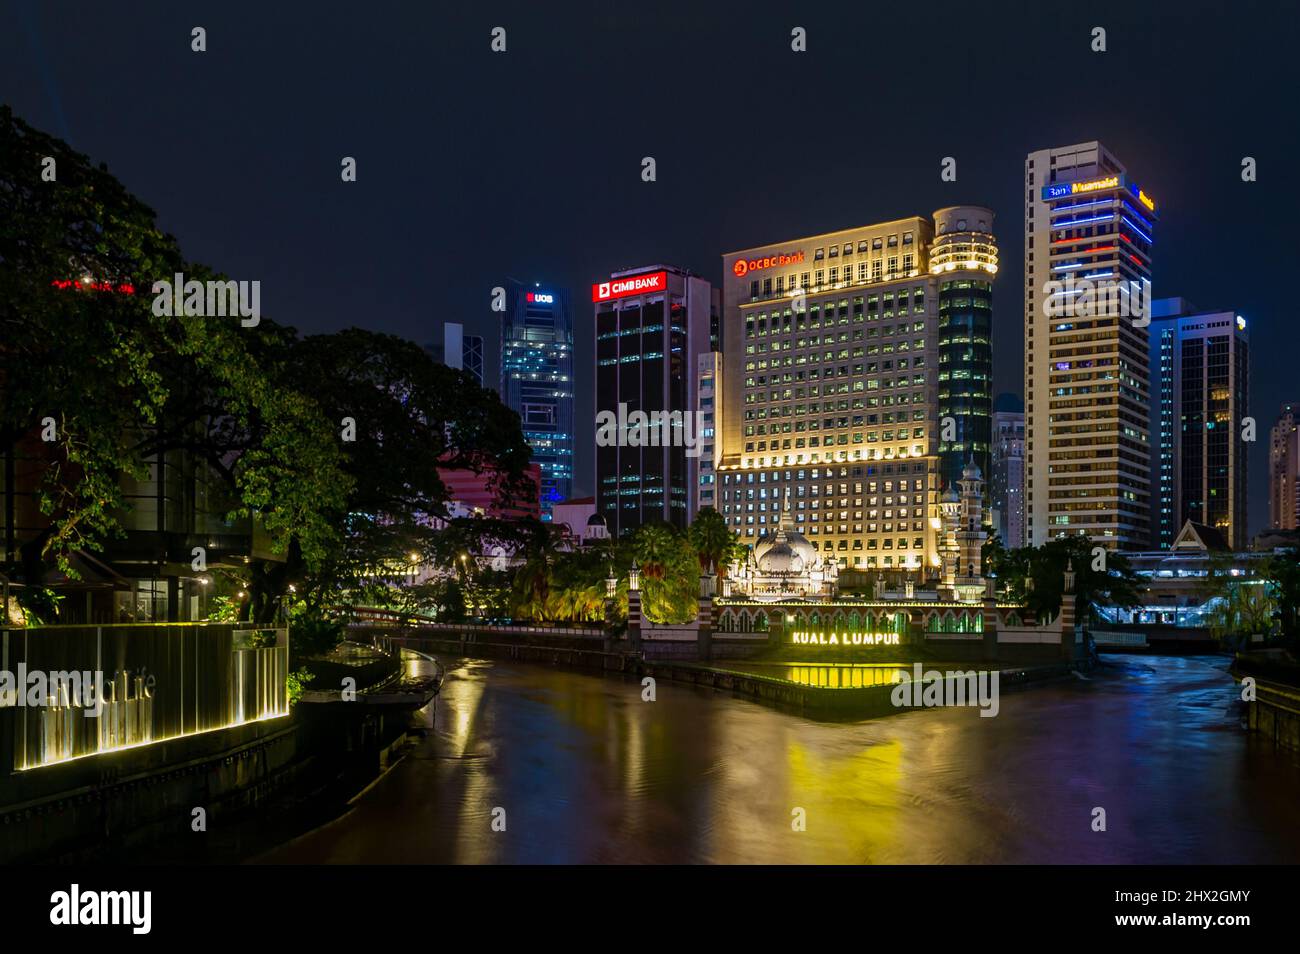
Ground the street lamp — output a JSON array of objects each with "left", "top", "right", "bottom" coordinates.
[
  {"left": 628, "top": 560, "right": 640, "bottom": 592},
  {"left": 605, "top": 565, "right": 618, "bottom": 599}
]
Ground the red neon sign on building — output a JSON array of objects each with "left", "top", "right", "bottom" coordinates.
[
  {"left": 731, "top": 250, "right": 804, "bottom": 278},
  {"left": 591, "top": 270, "right": 668, "bottom": 303}
]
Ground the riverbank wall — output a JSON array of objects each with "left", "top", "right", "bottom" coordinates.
[
  {"left": 388, "top": 631, "right": 1086, "bottom": 720},
  {"left": 1231, "top": 652, "right": 1300, "bottom": 752}
]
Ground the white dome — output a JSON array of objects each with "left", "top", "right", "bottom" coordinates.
[{"left": 757, "top": 540, "right": 804, "bottom": 575}]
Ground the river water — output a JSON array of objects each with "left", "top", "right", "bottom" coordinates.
[{"left": 256, "top": 654, "right": 1300, "bottom": 864}]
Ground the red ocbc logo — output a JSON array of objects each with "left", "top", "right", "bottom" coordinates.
[{"left": 732, "top": 250, "right": 805, "bottom": 279}]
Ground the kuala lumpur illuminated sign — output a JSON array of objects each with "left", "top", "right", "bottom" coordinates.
[
  {"left": 592, "top": 270, "right": 668, "bottom": 302},
  {"left": 789, "top": 630, "right": 901, "bottom": 647},
  {"left": 732, "top": 250, "right": 805, "bottom": 278},
  {"left": 1041, "top": 174, "right": 1126, "bottom": 200}
]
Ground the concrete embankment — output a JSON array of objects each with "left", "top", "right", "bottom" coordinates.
[
  {"left": 1231, "top": 652, "right": 1300, "bottom": 752},
  {"left": 390, "top": 631, "right": 1084, "bottom": 720}
]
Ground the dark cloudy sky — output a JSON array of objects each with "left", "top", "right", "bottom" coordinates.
[{"left": 2, "top": 0, "right": 1296, "bottom": 535}]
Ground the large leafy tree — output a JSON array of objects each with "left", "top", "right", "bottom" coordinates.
[
  {"left": 0, "top": 106, "right": 350, "bottom": 615},
  {"left": 994, "top": 535, "right": 1144, "bottom": 623},
  {"left": 278, "top": 328, "right": 535, "bottom": 608}
]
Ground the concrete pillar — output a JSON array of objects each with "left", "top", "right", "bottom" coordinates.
[
  {"left": 697, "top": 568, "right": 715, "bottom": 662},
  {"left": 982, "top": 576, "right": 999, "bottom": 661},
  {"left": 1060, "top": 560, "right": 1076, "bottom": 661},
  {"left": 628, "top": 588, "right": 642, "bottom": 651}
]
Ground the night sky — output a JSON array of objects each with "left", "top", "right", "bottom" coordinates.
[{"left": 2, "top": 0, "right": 1295, "bottom": 536}]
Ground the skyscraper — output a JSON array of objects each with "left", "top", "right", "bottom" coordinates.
[
  {"left": 991, "top": 394, "right": 1026, "bottom": 550},
  {"left": 1024, "top": 141, "right": 1157, "bottom": 549},
  {"left": 592, "top": 266, "right": 716, "bottom": 535},
  {"left": 696, "top": 351, "right": 722, "bottom": 515},
  {"left": 1148, "top": 298, "right": 1250, "bottom": 549},
  {"left": 500, "top": 281, "right": 573, "bottom": 522},
  {"left": 717, "top": 208, "right": 996, "bottom": 571},
  {"left": 1269, "top": 404, "right": 1300, "bottom": 530},
  {"left": 932, "top": 206, "right": 996, "bottom": 490},
  {"left": 425, "top": 321, "right": 484, "bottom": 386}
]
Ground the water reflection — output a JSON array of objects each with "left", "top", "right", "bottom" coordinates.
[
  {"left": 723, "top": 662, "right": 910, "bottom": 689},
  {"left": 256, "top": 655, "right": 1300, "bottom": 864}
]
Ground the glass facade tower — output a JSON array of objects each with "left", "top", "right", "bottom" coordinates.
[{"left": 500, "top": 281, "right": 573, "bottom": 521}]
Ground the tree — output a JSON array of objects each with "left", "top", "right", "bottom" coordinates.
[
  {"left": 995, "top": 535, "right": 1144, "bottom": 623},
  {"left": 1263, "top": 548, "right": 1300, "bottom": 650},
  {"left": 0, "top": 106, "right": 351, "bottom": 620},
  {"left": 283, "top": 329, "right": 535, "bottom": 608},
  {"left": 1208, "top": 581, "right": 1276, "bottom": 645},
  {"left": 631, "top": 523, "right": 698, "bottom": 624},
  {"left": 688, "top": 507, "right": 741, "bottom": 576}
]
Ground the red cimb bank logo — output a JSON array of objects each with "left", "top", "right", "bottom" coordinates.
[{"left": 591, "top": 271, "right": 667, "bottom": 302}]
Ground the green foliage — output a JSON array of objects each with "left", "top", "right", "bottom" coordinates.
[
  {"left": 994, "top": 535, "right": 1144, "bottom": 622},
  {"left": 289, "top": 612, "right": 345, "bottom": 660},
  {"left": 14, "top": 587, "right": 62, "bottom": 625},
  {"left": 282, "top": 329, "right": 534, "bottom": 605},
  {"left": 2, "top": 109, "right": 536, "bottom": 628},
  {"left": 631, "top": 522, "right": 699, "bottom": 624},
  {"left": 1208, "top": 581, "right": 1276, "bottom": 643},
  {"left": 1263, "top": 548, "right": 1300, "bottom": 648},
  {"left": 688, "top": 506, "right": 742, "bottom": 576},
  {"left": 0, "top": 106, "right": 351, "bottom": 620},
  {"left": 286, "top": 667, "right": 316, "bottom": 706}
]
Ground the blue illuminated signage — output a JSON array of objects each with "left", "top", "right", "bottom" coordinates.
[{"left": 1041, "top": 173, "right": 1127, "bottom": 201}]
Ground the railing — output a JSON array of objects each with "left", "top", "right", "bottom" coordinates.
[
  {"left": 341, "top": 608, "right": 606, "bottom": 639},
  {"left": 0, "top": 623, "right": 288, "bottom": 771}
]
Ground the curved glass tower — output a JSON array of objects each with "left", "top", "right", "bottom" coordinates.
[{"left": 930, "top": 206, "right": 997, "bottom": 493}]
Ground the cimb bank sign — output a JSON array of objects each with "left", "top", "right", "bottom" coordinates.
[{"left": 591, "top": 270, "right": 668, "bottom": 302}]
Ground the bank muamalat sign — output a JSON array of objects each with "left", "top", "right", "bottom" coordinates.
[
  {"left": 1041, "top": 173, "right": 1126, "bottom": 200},
  {"left": 592, "top": 270, "right": 667, "bottom": 302},
  {"left": 789, "top": 630, "right": 900, "bottom": 647},
  {"left": 732, "top": 250, "right": 805, "bottom": 278}
]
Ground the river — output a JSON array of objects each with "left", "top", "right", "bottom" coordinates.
[{"left": 255, "top": 653, "right": 1300, "bottom": 864}]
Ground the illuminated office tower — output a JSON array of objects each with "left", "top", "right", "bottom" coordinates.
[
  {"left": 1024, "top": 141, "right": 1157, "bottom": 549},
  {"left": 717, "top": 208, "right": 996, "bottom": 571},
  {"left": 1269, "top": 404, "right": 1300, "bottom": 530},
  {"left": 500, "top": 281, "right": 573, "bottom": 521},
  {"left": 931, "top": 206, "right": 996, "bottom": 489},
  {"left": 696, "top": 351, "right": 722, "bottom": 515},
  {"left": 1148, "top": 298, "right": 1250, "bottom": 549},
  {"left": 592, "top": 266, "right": 716, "bottom": 535}
]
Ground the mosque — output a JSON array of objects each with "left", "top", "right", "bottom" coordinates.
[{"left": 725, "top": 460, "right": 989, "bottom": 604}]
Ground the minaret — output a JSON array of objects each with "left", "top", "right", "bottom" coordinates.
[
  {"left": 938, "top": 487, "right": 961, "bottom": 597},
  {"left": 956, "top": 458, "right": 986, "bottom": 585}
]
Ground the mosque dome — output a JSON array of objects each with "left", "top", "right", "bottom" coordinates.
[{"left": 757, "top": 539, "right": 804, "bottom": 576}]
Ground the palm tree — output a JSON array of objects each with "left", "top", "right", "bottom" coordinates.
[
  {"left": 632, "top": 523, "right": 679, "bottom": 581},
  {"left": 689, "top": 507, "right": 740, "bottom": 578}
]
